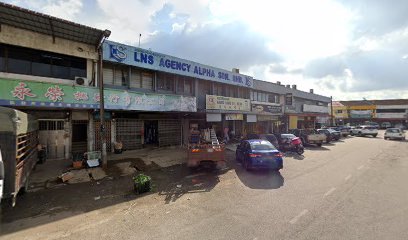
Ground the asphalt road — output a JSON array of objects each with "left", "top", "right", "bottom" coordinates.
[{"left": 2, "top": 130, "right": 408, "bottom": 240}]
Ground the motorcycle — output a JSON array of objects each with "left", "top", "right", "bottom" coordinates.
[{"left": 279, "top": 136, "right": 304, "bottom": 155}]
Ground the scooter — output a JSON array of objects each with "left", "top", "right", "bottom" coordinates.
[{"left": 279, "top": 137, "right": 304, "bottom": 155}]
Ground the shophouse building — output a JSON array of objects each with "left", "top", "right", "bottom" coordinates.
[
  {"left": 0, "top": 2, "right": 110, "bottom": 160},
  {"left": 0, "top": 3, "right": 333, "bottom": 161},
  {"left": 331, "top": 99, "right": 408, "bottom": 128},
  {"left": 253, "top": 81, "right": 331, "bottom": 130}
]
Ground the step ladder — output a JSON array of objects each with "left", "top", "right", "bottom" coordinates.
[{"left": 210, "top": 128, "right": 219, "bottom": 145}]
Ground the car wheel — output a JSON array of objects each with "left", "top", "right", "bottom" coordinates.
[
  {"left": 384, "top": 137, "right": 388, "bottom": 140},
  {"left": 372, "top": 134, "right": 377, "bottom": 138},
  {"left": 317, "top": 143, "right": 322, "bottom": 147},
  {"left": 243, "top": 158, "right": 249, "bottom": 171}
]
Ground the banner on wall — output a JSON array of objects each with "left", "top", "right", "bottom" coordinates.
[
  {"left": 252, "top": 103, "right": 282, "bottom": 114},
  {"left": 104, "top": 41, "right": 253, "bottom": 88},
  {"left": 350, "top": 110, "right": 372, "bottom": 119},
  {"left": 206, "top": 95, "right": 251, "bottom": 111},
  {"left": 0, "top": 78, "right": 196, "bottom": 112}
]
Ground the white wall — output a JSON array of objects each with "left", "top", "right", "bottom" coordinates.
[{"left": 376, "top": 113, "right": 407, "bottom": 119}]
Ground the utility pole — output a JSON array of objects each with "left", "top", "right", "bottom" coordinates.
[
  {"left": 97, "top": 30, "right": 111, "bottom": 169},
  {"left": 331, "top": 96, "right": 335, "bottom": 126}
]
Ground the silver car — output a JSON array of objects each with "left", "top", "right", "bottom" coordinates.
[{"left": 384, "top": 128, "right": 406, "bottom": 140}]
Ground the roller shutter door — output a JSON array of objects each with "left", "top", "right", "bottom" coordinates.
[
  {"left": 158, "top": 120, "right": 181, "bottom": 147},
  {"left": 116, "top": 119, "right": 143, "bottom": 150}
]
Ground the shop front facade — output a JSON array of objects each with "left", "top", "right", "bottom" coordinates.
[
  {"left": 205, "top": 95, "right": 252, "bottom": 139},
  {"left": 250, "top": 102, "right": 284, "bottom": 134},
  {"left": 286, "top": 97, "right": 330, "bottom": 130},
  {"left": 103, "top": 40, "right": 254, "bottom": 143},
  {"left": 0, "top": 6, "right": 108, "bottom": 160}
]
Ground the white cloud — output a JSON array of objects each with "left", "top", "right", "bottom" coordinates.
[{"left": 4, "top": 0, "right": 408, "bottom": 101}]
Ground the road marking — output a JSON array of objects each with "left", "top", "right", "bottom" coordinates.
[
  {"left": 324, "top": 187, "right": 336, "bottom": 197},
  {"left": 345, "top": 174, "right": 352, "bottom": 181},
  {"left": 289, "top": 209, "right": 309, "bottom": 224},
  {"left": 357, "top": 165, "right": 364, "bottom": 170}
]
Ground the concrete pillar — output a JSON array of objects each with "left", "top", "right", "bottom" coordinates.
[
  {"left": 64, "top": 119, "right": 71, "bottom": 160},
  {"left": 88, "top": 113, "right": 94, "bottom": 152},
  {"left": 111, "top": 120, "right": 116, "bottom": 152}
]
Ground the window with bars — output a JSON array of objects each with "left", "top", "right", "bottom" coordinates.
[{"left": 39, "top": 120, "right": 65, "bottom": 131}]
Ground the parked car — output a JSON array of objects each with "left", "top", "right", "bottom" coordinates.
[
  {"left": 364, "top": 121, "right": 380, "bottom": 129},
  {"left": 350, "top": 125, "right": 378, "bottom": 137},
  {"left": 394, "top": 123, "right": 407, "bottom": 130},
  {"left": 246, "top": 133, "right": 279, "bottom": 149},
  {"left": 381, "top": 122, "right": 392, "bottom": 129},
  {"left": 317, "top": 128, "right": 340, "bottom": 143},
  {"left": 289, "top": 129, "right": 326, "bottom": 147},
  {"left": 335, "top": 126, "right": 351, "bottom": 137},
  {"left": 236, "top": 139, "right": 283, "bottom": 171},
  {"left": 384, "top": 128, "right": 406, "bottom": 140}
]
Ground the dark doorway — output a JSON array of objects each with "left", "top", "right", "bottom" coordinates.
[
  {"left": 72, "top": 121, "right": 88, "bottom": 154},
  {"left": 144, "top": 120, "right": 158, "bottom": 145}
]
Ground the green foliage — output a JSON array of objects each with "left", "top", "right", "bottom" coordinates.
[
  {"left": 133, "top": 174, "right": 151, "bottom": 184},
  {"left": 133, "top": 174, "right": 152, "bottom": 194}
]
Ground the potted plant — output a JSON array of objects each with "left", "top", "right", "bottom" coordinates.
[
  {"left": 114, "top": 141, "right": 123, "bottom": 154},
  {"left": 133, "top": 174, "right": 151, "bottom": 194},
  {"left": 72, "top": 153, "right": 83, "bottom": 169}
]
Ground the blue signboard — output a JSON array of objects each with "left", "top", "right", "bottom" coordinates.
[{"left": 103, "top": 40, "right": 254, "bottom": 88}]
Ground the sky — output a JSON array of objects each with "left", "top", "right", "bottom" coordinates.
[{"left": 5, "top": 0, "right": 408, "bottom": 101}]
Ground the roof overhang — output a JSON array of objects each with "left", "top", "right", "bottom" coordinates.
[{"left": 0, "top": 2, "right": 110, "bottom": 47}]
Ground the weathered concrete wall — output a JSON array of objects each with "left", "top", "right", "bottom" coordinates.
[{"left": 0, "top": 25, "right": 99, "bottom": 60}]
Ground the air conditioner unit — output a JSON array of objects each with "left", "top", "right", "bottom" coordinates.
[{"left": 74, "top": 77, "right": 89, "bottom": 86}]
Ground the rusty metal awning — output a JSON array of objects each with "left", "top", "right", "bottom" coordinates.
[{"left": 0, "top": 2, "right": 109, "bottom": 46}]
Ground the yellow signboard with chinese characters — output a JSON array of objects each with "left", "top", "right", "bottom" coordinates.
[
  {"left": 206, "top": 95, "right": 251, "bottom": 111},
  {"left": 225, "top": 114, "right": 244, "bottom": 120}
]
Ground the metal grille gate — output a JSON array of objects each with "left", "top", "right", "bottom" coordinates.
[
  {"left": 116, "top": 119, "right": 143, "bottom": 150},
  {"left": 158, "top": 120, "right": 181, "bottom": 147},
  {"left": 38, "top": 120, "right": 65, "bottom": 159},
  {"left": 94, "top": 120, "right": 112, "bottom": 152}
]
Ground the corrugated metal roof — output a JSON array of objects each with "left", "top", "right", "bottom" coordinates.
[
  {"left": 0, "top": 2, "right": 107, "bottom": 46},
  {"left": 253, "top": 79, "right": 331, "bottom": 103}
]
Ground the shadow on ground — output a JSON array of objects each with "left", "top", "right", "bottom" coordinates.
[
  {"left": 230, "top": 151, "right": 284, "bottom": 190},
  {"left": 283, "top": 152, "right": 305, "bottom": 160},
  {"left": 0, "top": 157, "right": 225, "bottom": 235},
  {"left": 304, "top": 145, "right": 330, "bottom": 151},
  {"left": 158, "top": 163, "right": 228, "bottom": 204}
]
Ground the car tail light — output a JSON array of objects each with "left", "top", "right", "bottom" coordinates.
[
  {"left": 274, "top": 153, "right": 283, "bottom": 158},
  {"left": 249, "top": 153, "right": 261, "bottom": 158}
]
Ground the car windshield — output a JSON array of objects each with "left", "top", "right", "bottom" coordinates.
[
  {"left": 281, "top": 134, "right": 296, "bottom": 139},
  {"left": 387, "top": 129, "right": 400, "bottom": 133},
  {"left": 250, "top": 141, "right": 277, "bottom": 150}
]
